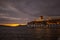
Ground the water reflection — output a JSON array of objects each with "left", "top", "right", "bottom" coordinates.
[{"left": 0, "top": 24, "right": 60, "bottom": 40}]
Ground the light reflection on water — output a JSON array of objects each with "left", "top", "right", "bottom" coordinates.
[
  {"left": 27, "top": 25, "right": 60, "bottom": 40},
  {"left": 0, "top": 25, "right": 60, "bottom": 40}
]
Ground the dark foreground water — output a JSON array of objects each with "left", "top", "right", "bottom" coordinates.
[{"left": 0, "top": 25, "right": 60, "bottom": 40}]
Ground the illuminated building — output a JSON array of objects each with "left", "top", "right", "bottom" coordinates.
[{"left": 27, "top": 16, "right": 60, "bottom": 28}]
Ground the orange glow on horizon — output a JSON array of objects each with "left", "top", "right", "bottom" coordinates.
[
  {"left": 1, "top": 24, "right": 26, "bottom": 27},
  {"left": 2, "top": 24, "right": 20, "bottom": 27}
]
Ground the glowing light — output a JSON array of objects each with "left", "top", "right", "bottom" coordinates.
[
  {"left": 1, "top": 23, "right": 27, "bottom": 27},
  {"left": 2, "top": 24, "right": 20, "bottom": 27},
  {"left": 20, "top": 24, "right": 27, "bottom": 25}
]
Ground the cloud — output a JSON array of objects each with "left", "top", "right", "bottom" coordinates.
[
  {"left": 0, "top": 13, "right": 8, "bottom": 16},
  {"left": 0, "top": 13, "right": 30, "bottom": 24},
  {"left": 0, "top": 16, "right": 21, "bottom": 20},
  {"left": 0, "top": 0, "right": 60, "bottom": 24}
]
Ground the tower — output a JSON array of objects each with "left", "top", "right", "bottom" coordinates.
[
  {"left": 39, "top": 16, "right": 44, "bottom": 21},
  {"left": 40, "top": 16, "right": 44, "bottom": 19}
]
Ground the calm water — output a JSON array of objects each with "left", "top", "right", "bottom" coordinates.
[{"left": 0, "top": 25, "right": 60, "bottom": 40}]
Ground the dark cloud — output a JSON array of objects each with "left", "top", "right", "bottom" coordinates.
[{"left": 0, "top": 0, "right": 60, "bottom": 24}]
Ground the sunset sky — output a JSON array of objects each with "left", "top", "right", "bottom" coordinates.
[{"left": 0, "top": 0, "right": 60, "bottom": 24}]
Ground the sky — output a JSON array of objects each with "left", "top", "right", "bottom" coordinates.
[{"left": 0, "top": 0, "right": 60, "bottom": 24}]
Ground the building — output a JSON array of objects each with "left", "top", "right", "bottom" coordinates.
[
  {"left": 27, "top": 16, "right": 60, "bottom": 40},
  {"left": 27, "top": 16, "right": 60, "bottom": 28}
]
